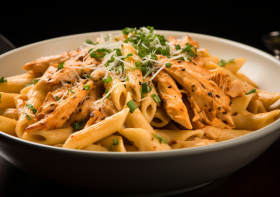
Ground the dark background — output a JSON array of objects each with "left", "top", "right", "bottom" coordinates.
[
  {"left": 1, "top": 2, "right": 280, "bottom": 197},
  {"left": 0, "top": 3, "right": 277, "bottom": 55}
]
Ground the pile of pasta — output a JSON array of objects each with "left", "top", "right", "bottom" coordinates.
[{"left": 1, "top": 27, "right": 280, "bottom": 152}]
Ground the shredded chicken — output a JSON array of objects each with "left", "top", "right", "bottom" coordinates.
[{"left": 22, "top": 50, "right": 82, "bottom": 75}]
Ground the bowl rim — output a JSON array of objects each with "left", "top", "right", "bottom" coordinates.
[{"left": 1, "top": 30, "right": 280, "bottom": 158}]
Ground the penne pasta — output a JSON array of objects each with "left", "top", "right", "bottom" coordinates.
[
  {"left": 0, "top": 115, "right": 17, "bottom": 136},
  {"left": 118, "top": 128, "right": 171, "bottom": 151},
  {"left": 22, "top": 127, "right": 73, "bottom": 145},
  {"left": 150, "top": 105, "right": 171, "bottom": 128},
  {"left": 95, "top": 135, "right": 126, "bottom": 152},
  {"left": 140, "top": 77, "right": 158, "bottom": 123},
  {"left": 0, "top": 72, "right": 37, "bottom": 93},
  {"left": 232, "top": 110, "right": 280, "bottom": 130},
  {"left": 63, "top": 108, "right": 129, "bottom": 149},
  {"left": 0, "top": 92, "right": 20, "bottom": 108},
  {"left": 155, "top": 129, "right": 204, "bottom": 144}
]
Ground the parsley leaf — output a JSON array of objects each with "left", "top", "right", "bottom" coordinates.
[
  {"left": 110, "top": 138, "right": 119, "bottom": 151},
  {"left": 58, "top": 62, "right": 64, "bottom": 70},
  {"left": 217, "top": 59, "right": 228, "bottom": 67},
  {"left": 0, "top": 77, "right": 7, "bottom": 83},
  {"left": 26, "top": 104, "right": 37, "bottom": 114},
  {"left": 245, "top": 89, "right": 257, "bottom": 95},
  {"left": 152, "top": 133, "right": 167, "bottom": 144}
]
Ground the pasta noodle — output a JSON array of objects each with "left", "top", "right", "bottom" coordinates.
[{"left": 1, "top": 26, "right": 279, "bottom": 152}]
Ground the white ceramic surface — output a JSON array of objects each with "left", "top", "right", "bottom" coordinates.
[{"left": 1, "top": 30, "right": 280, "bottom": 196}]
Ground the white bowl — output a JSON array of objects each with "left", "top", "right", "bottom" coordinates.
[{"left": 1, "top": 30, "right": 280, "bottom": 197}]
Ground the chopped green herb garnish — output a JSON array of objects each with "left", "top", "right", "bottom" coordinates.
[
  {"left": 122, "top": 53, "right": 133, "bottom": 59},
  {"left": 165, "top": 63, "right": 172, "bottom": 68},
  {"left": 26, "top": 104, "right": 37, "bottom": 114},
  {"left": 0, "top": 77, "right": 7, "bottom": 83},
  {"left": 126, "top": 76, "right": 129, "bottom": 81},
  {"left": 122, "top": 27, "right": 135, "bottom": 35},
  {"left": 104, "top": 89, "right": 110, "bottom": 98},
  {"left": 151, "top": 94, "right": 161, "bottom": 103},
  {"left": 73, "top": 119, "right": 86, "bottom": 132},
  {"left": 25, "top": 82, "right": 33, "bottom": 87},
  {"left": 127, "top": 100, "right": 137, "bottom": 113},
  {"left": 73, "top": 122, "right": 80, "bottom": 132},
  {"left": 58, "top": 62, "right": 64, "bottom": 70},
  {"left": 110, "top": 138, "right": 119, "bottom": 151},
  {"left": 152, "top": 133, "right": 167, "bottom": 144},
  {"left": 229, "top": 59, "right": 235, "bottom": 63},
  {"left": 0, "top": 93, "right": 2, "bottom": 103},
  {"left": 83, "top": 84, "right": 90, "bottom": 90},
  {"left": 85, "top": 39, "right": 94, "bottom": 44},
  {"left": 181, "top": 43, "right": 197, "bottom": 57},
  {"left": 135, "top": 62, "right": 142, "bottom": 68},
  {"left": 33, "top": 79, "right": 40, "bottom": 84},
  {"left": 245, "top": 89, "right": 256, "bottom": 95},
  {"left": 175, "top": 44, "right": 181, "bottom": 50},
  {"left": 67, "top": 89, "right": 75, "bottom": 95},
  {"left": 141, "top": 82, "right": 152, "bottom": 94},
  {"left": 89, "top": 50, "right": 106, "bottom": 58},
  {"left": 26, "top": 79, "right": 40, "bottom": 87},
  {"left": 217, "top": 59, "right": 228, "bottom": 67},
  {"left": 102, "top": 76, "right": 113, "bottom": 84},
  {"left": 82, "top": 74, "right": 91, "bottom": 79},
  {"left": 116, "top": 49, "right": 122, "bottom": 56},
  {"left": 55, "top": 96, "right": 60, "bottom": 101},
  {"left": 151, "top": 54, "right": 158, "bottom": 60},
  {"left": 26, "top": 114, "right": 31, "bottom": 120}
]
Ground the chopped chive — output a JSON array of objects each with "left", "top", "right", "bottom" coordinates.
[
  {"left": 33, "top": 79, "right": 40, "bottom": 84},
  {"left": 110, "top": 138, "right": 119, "bottom": 151},
  {"left": 85, "top": 39, "right": 94, "bottom": 44},
  {"left": 55, "top": 96, "right": 60, "bottom": 101},
  {"left": 127, "top": 100, "right": 137, "bottom": 113},
  {"left": 82, "top": 74, "right": 91, "bottom": 79},
  {"left": 175, "top": 44, "right": 181, "bottom": 50},
  {"left": 0, "top": 93, "right": 2, "bottom": 103},
  {"left": 102, "top": 76, "right": 113, "bottom": 84},
  {"left": 104, "top": 89, "right": 110, "bottom": 98},
  {"left": 135, "top": 62, "right": 142, "bottom": 68},
  {"left": 123, "top": 53, "right": 133, "bottom": 59},
  {"left": 116, "top": 49, "right": 122, "bottom": 56},
  {"left": 26, "top": 114, "right": 31, "bottom": 120},
  {"left": 25, "top": 82, "right": 33, "bottom": 87},
  {"left": 245, "top": 89, "right": 256, "bottom": 95},
  {"left": 58, "top": 62, "right": 64, "bottom": 70},
  {"left": 165, "top": 63, "right": 172, "bottom": 68},
  {"left": 126, "top": 76, "right": 129, "bottom": 81},
  {"left": 151, "top": 54, "right": 158, "bottom": 60},
  {"left": 151, "top": 94, "right": 161, "bottom": 103},
  {"left": 73, "top": 122, "right": 80, "bottom": 132},
  {"left": 122, "top": 27, "right": 135, "bottom": 35},
  {"left": 142, "top": 82, "right": 152, "bottom": 94},
  {"left": 0, "top": 77, "right": 7, "bottom": 83},
  {"left": 83, "top": 84, "right": 90, "bottom": 90},
  {"left": 26, "top": 104, "right": 37, "bottom": 114},
  {"left": 67, "top": 89, "right": 75, "bottom": 95},
  {"left": 217, "top": 59, "right": 228, "bottom": 67},
  {"left": 152, "top": 133, "right": 167, "bottom": 144},
  {"left": 229, "top": 59, "right": 235, "bottom": 63}
]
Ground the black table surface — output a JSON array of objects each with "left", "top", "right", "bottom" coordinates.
[{"left": 1, "top": 5, "right": 280, "bottom": 195}]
